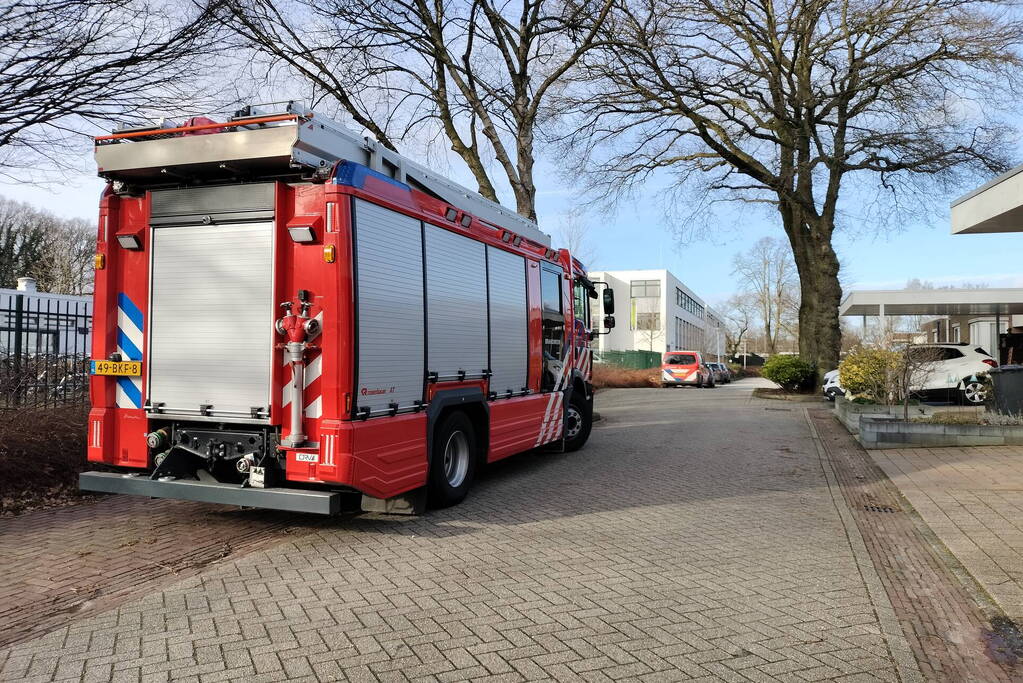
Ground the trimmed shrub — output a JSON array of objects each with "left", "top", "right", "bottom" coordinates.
[
  {"left": 761, "top": 355, "right": 816, "bottom": 391},
  {"left": 838, "top": 347, "right": 900, "bottom": 403}
]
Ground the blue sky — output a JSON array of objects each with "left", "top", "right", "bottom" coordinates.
[{"left": 5, "top": 149, "right": 1021, "bottom": 308}]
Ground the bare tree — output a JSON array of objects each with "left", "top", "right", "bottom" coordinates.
[
  {"left": 0, "top": 196, "right": 94, "bottom": 293},
  {"left": 637, "top": 324, "right": 663, "bottom": 353},
  {"left": 897, "top": 345, "right": 944, "bottom": 420},
  {"left": 720, "top": 293, "right": 755, "bottom": 359},
  {"left": 731, "top": 237, "right": 798, "bottom": 355},
  {"left": 0, "top": 0, "right": 227, "bottom": 175},
  {"left": 565, "top": 0, "right": 1022, "bottom": 372},
  {"left": 0, "top": 198, "right": 46, "bottom": 285},
  {"left": 554, "top": 207, "right": 598, "bottom": 266},
  {"left": 219, "top": 0, "right": 614, "bottom": 221}
]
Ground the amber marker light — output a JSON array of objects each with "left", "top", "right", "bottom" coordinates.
[
  {"left": 94, "top": 253, "right": 106, "bottom": 270},
  {"left": 323, "top": 245, "right": 336, "bottom": 263}
]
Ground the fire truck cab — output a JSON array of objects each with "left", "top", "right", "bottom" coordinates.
[{"left": 79, "top": 102, "right": 611, "bottom": 515}]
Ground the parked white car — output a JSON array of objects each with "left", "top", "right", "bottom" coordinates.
[
  {"left": 822, "top": 369, "right": 844, "bottom": 401},
  {"left": 906, "top": 343, "right": 997, "bottom": 404},
  {"left": 825, "top": 344, "right": 997, "bottom": 405}
]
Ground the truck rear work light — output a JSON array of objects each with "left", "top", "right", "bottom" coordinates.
[
  {"left": 288, "top": 226, "right": 316, "bottom": 243},
  {"left": 116, "top": 234, "right": 142, "bottom": 250}
]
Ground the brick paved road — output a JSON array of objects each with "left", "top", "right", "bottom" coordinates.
[{"left": 0, "top": 382, "right": 918, "bottom": 682}]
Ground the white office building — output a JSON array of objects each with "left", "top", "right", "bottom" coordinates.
[{"left": 589, "top": 269, "right": 724, "bottom": 359}]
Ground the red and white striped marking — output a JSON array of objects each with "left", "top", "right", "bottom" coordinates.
[
  {"left": 535, "top": 358, "right": 568, "bottom": 446},
  {"left": 90, "top": 419, "right": 102, "bottom": 449},
  {"left": 575, "top": 346, "right": 592, "bottom": 380},
  {"left": 281, "top": 312, "right": 323, "bottom": 419},
  {"left": 321, "top": 433, "right": 336, "bottom": 467}
]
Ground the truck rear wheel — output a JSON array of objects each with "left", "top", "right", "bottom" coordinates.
[
  {"left": 428, "top": 411, "right": 477, "bottom": 507},
  {"left": 563, "top": 393, "right": 592, "bottom": 452}
]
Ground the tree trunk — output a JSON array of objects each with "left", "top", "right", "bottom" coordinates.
[{"left": 778, "top": 201, "right": 842, "bottom": 378}]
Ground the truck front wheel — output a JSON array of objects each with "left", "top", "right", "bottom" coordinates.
[
  {"left": 428, "top": 411, "right": 477, "bottom": 507},
  {"left": 563, "top": 393, "right": 593, "bottom": 452}
]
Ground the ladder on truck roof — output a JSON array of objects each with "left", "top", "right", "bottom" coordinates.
[{"left": 95, "top": 101, "right": 550, "bottom": 246}]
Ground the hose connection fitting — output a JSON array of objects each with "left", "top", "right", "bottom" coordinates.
[{"left": 275, "top": 289, "right": 318, "bottom": 448}]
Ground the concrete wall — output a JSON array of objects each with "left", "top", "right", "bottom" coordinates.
[{"left": 860, "top": 416, "right": 1023, "bottom": 449}]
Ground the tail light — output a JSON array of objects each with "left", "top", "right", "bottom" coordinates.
[{"left": 982, "top": 359, "right": 998, "bottom": 368}]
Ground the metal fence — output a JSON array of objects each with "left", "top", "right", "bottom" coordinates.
[
  {"left": 0, "top": 291, "right": 93, "bottom": 409},
  {"left": 596, "top": 349, "right": 662, "bottom": 369}
]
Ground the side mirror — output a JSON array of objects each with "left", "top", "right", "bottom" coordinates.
[
  {"left": 604, "top": 315, "right": 615, "bottom": 330},
  {"left": 602, "top": 288, "right": 615, "bottom": 315}
]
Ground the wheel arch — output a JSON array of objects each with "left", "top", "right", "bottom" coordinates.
[{"left": 426, "top": 388, "right": 489, "bottom": 467}]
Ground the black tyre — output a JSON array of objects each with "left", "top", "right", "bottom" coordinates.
[
  {"left": 563, "top": 392, "right": 593, "bottom": 452},
  {"left": 428, "top": 412, "right": 477, "bottom": 507},
  {"left": 961, "top": 378, "right": 987, "bottom": 405}
]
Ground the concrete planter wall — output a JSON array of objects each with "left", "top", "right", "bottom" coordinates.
[
  {"left": 834, "top": 396, "right": 939, "bottom": 434},
  {"left": 859, "top": 416, "right": 1023, "bottom": 449},
  {"left": 834, "top": 396, "right": 895, "bottom": 434},
  {"left": 833, "top": 396, "right": 982, "bottom": 435}
]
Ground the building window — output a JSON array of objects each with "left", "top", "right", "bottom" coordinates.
[
  {"left": 675, "top": 287, "right": 704, "bottom": 318},
  {"left": 630, "top": 279, "right": 661, "bottom": 331},
  {"left": 635, "top": 311, "right": 660, "bottom": 330},
  {"left": 632, "top": 280, "right": 660, "bottom": 298}
]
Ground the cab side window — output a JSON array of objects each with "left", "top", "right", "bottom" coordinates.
[
  {"left": 540, "top": 266, "right": 566, "bottom": 389},
  {"left": 541, "top": 269, "right": 562, "bottom": 314},
  {"left": 573, "top": 281, "right": 590, "bottom": 327}
]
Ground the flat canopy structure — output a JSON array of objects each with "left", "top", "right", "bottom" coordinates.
[
  {"left": 840, "top": 289, "right": 1023, "bottom": 317},
  {"left": 952, "top": 163, "right": 1023, "bottom": 234}
]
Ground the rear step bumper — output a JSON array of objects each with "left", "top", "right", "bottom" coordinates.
[{"left": 79, "top": 471, "right": 342, "bottom": 515}]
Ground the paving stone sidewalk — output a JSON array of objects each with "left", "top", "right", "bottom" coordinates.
[
  {"left": 1, "top": 385, "right": 915, "bottom": 681},
  {"left": 870, "top": 445, "right": 1023, "bottom": 622}
]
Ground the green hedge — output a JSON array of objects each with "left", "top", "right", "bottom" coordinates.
[{"left": 761, "top": 355, "right": 816, "bottom": 391}]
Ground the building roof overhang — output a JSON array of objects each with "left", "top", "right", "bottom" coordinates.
[
  {"left": 839, "top": 288, "right": 1023, "bottom": 317},
  {"left": 952, "top": 163, "right": 1023, "bottom": 234}
]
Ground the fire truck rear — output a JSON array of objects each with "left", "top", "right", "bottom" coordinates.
[{"left": 80, "top": 102, "right": 614, "bottom": 515}]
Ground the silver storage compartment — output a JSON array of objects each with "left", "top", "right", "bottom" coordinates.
[
  {"left": 487, "top": 246, "right": 528, "bottom": 394},
  {"left": 425, "top": 224, "right": 488, "bottom": 381},
  {"left": 147, "top": 222, "right": 275, "bottom": 418},
  {"left": 353, "top": 199, "right": 425, "bottom": 414}
]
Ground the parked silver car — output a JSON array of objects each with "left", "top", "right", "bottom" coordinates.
[{"left": 708, "top": 362, "right": 732, "bottom": 384}]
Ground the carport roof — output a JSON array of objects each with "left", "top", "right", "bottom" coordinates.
[
  {"left": 952, "top": 162, "right": 1023, "bottom": 234},
  {"left": 839, "top": 288, "right": 1023, "bottom": 317}
]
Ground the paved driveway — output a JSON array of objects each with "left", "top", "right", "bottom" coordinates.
[{"left": 0, "top": 381, "right": 915, "bottom": 682}]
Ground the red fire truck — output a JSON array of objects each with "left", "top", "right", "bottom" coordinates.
[{"left": 79, "top": 102, "right": 614, "bottom": 515}]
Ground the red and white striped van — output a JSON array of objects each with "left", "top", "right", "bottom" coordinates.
[{"left": 660, "top": 351, "right": 714, "bottom": 388}]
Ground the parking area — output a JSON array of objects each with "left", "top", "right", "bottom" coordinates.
[
  {"left": 0, "top": 380, "right": 914, "bottom": 681},
  {"left": 0, "top": 380, "right": 1003, "bottom": 681}
]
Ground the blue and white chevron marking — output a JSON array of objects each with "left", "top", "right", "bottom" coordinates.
[{"left": 116, "top": 293, "right": 144, "bottom": 409}]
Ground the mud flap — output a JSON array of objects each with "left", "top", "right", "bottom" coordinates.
[{"left": 361, "top": 488, "right": 427, "bottom": 515}]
